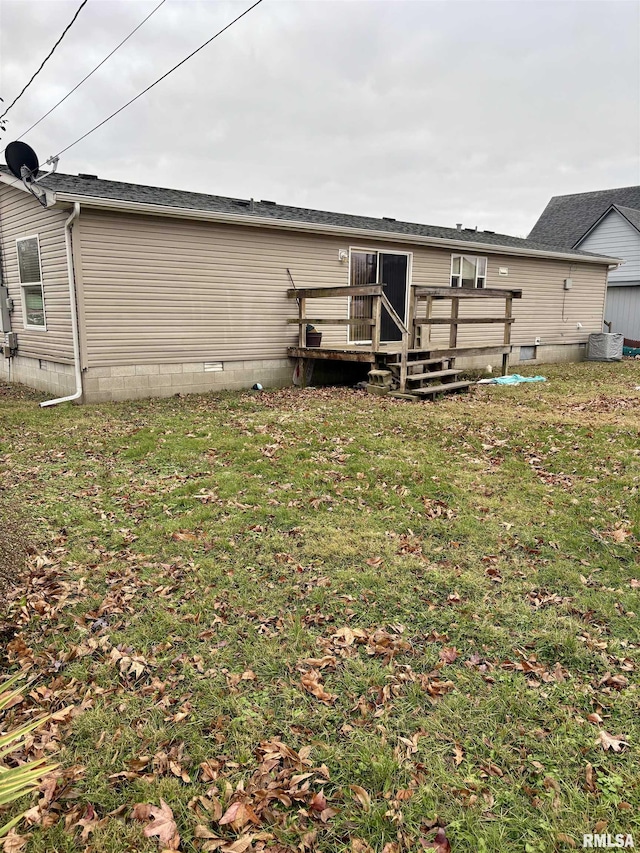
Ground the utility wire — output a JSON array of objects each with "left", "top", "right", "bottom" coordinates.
[
  {"left": 12, "top": 0, "right": 167, "bottom": 145},
  {"left": 0, "top": 0, "right": 90, "bottom": 121},
  {"left": 49, "top": 0, "right": 264, "bottom": 162}
]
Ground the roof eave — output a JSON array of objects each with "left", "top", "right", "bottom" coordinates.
[
  {"left": 43, "top": 187, "right": 618, "bottom": 265},
  {"left": 0, "top": 171, "right": 57, "bottom": 206}
]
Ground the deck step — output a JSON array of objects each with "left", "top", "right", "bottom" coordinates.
[
  {"left": 387, "top": 357, "right": 449, "bottom": 368},
  {"left": 412, "top": 380, "right": 473, "bottom": 396},
  {"left": 407, "top": 369, "right": 462, "bottom": 382}
]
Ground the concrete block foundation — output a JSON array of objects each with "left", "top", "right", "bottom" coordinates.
[{"left": 0, "top": 343, "right": 588, "bottom": 403}]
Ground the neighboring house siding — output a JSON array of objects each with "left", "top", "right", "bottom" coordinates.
[
  {"left": 77, "top": 207, "right": 609, "bottom": 366},
  {"left": 604, "top": 286, "right": 640, "bottom": 339},
  {"left": 0, "top": 184, "right": 73, "bottom": 362},
  {"left": 577, "top": 209, "right": 640, "bottom": 283}
]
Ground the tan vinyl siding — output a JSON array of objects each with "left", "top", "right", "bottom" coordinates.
[
  {"left": 78, "top": 207, "right": 609, "bottom": 367},
  {"left": 416, "top": 253, "right": 608, "bottom": 348},
  {"left": 0, "top": 184, "right": 72, "bottom": 362},
  {"left": 81, "top": 210, "right": 356, "bottom": 366}
]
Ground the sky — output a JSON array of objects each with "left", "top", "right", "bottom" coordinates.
[{"left": 0, "top": 0, "right": 638, "bottom": 237}]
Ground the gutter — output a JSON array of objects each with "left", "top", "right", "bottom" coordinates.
[
  {"left": 49, "top": 191, "right": 622, "bottom": 267},
  {"left": 40, "top": 202, "right": 82, "bottom": 407}
]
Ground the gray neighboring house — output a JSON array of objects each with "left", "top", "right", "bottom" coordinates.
[{"left": 529, "top": 186, "right": 640, "bottom": 341}]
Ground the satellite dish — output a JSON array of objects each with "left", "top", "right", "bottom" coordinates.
[
  {"left": 5, "top": 141, "right": 39, "bottom": 181},
  {"left": 3, "top": 141, "right": 59, "bottom": 208}
]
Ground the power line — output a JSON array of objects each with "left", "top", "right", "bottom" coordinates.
[
  {"left": 50, "top": 0, "right": 264, "bottom": 162},
  {"left": 0, "top": 0, "right": 90, "bottom": 121},
  {"left": 13, "top": 0, "right": 167, "bottom": 144}
]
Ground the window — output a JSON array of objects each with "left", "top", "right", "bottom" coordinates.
[
  {"left": 17, "top": 236, "right": 45, "bottom": 328},
  {"left": 451, "top": 254, "right": 487, "bottom": 289}
]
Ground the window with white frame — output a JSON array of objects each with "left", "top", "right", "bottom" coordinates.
[
  {"left": 451, "top": 254, "right": 487, "bottom": 289},
  {"left": 17, "top": 236, "right": 46, "bottom": 328}
]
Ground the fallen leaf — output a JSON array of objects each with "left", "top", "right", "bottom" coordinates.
[
  {"left": 352, "top": 841, "right": 375, "bottom": 853},
  {"left": 585, "top": 763, "right": 597, "bottom": 793},
  {"left": 219, "top": 801, "right": 260, "bottom": 830},
  {"left": 0, "top": 830, "right": 29, "bottom": 853},
  {"left": 132, "top": 799, "right": 180, "bottom": 850},
  {"left": 421, "top": 827, "right": 451, "bottom": 852},
  {"left": 611, "top": 528, "right": 630, "bottom": 543},
  {"left": 309, "top": 791, "right": 327, "bottom": 812},
  {"left": 556, "top": 834, "right": 576, "bottom": 848},
  {"left": 597, "top": 730, "right": 629, "bottom": 752},
  {"left": 350, "top": 785, "right": 372, "bottom": 811},
  {"left": 439, "top": 647, "right": 459, "bottom": 664},
  {"left": 300, "top": 670, "right": 336, "bottom": 705},
  {"left": 453, "top": 743, "right": 464, "bottom": 766}
]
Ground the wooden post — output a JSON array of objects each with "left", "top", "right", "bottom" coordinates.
[
  {"left": 424, "top": 295, "right": 433, "bottom": 348},
  {"left": 400, "top": 333, "right": 408, "bottom": 393},
  {"left": 502, "top": 295, "right": 512, "bottom": 375},
  {"left": 407, "top": 287, "right": 417, "bottom": 349},
  {"left": 449, "top": 294, "right": 459, "bottom": 349},
  {"left": 371, "top": 294, "right": 382, "bottom": 351},
  {"left": 298, "top": 296, "right": 306, "bottom": 347}
]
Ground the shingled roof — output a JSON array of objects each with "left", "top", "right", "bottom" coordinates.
[
  {"left": 0, "top": 166, "right": 619, "bottom": 261},
  {"left": 528, "top": 186, "right": 640, "bottom": 249}
]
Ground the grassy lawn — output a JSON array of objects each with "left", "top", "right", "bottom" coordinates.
[{"left": 0, "top": 361, "right": 638, "bottom": 853}]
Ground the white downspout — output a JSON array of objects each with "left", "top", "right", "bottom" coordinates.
[{"left": 41, "top": 202, "right": 82, "bottom": 407}]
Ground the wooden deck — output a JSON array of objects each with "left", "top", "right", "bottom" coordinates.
[{"left": 287, "top": 285, "right": 522, "bottom": 397}]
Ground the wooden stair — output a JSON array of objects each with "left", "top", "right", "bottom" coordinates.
[
  {"left": 412, "top": 380, "right": 473, "bottom": 397},
  {"left": 380, "top": 352, "right": 473, "bottom": 400},
  {"left": 406, "top": 368, "right": 462, "bottom": 382}
]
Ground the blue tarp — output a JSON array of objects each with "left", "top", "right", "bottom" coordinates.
[{"left": 479, "top": 374, "right": 546, "bottom": 385}]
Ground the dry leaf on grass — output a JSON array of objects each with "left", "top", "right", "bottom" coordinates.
[
  {"left": 132, "top": 799, "right": 180, "bottom": 850},
  {"left": 350, "top": 785, "right": 372, "bottom": 811},
  {"left": 352, "top": 840, "right": 375, "bottom": 853},
  {"left": 585, "top": 763, "right": 597, "bottom": 793},
  {"left": 0, "top": 830, "right": 29, "bottom": 853},
  {"left": 300, "top": 669, "right": 336, "bottom": 704},
  {"left": 421, "top": 827, "right": 451, "bottom": 851},
  {"left": 611, "top": 528, "right": 630, "bottom": 543},
  {"left": 439, "top": 646, "right": 459, "bottom": 664},
  {"left": 219, "top": 801, "right": 260, "bottom": 830},
  {"left": 596, "top": 730, "right": 629, "bottom": 752}
]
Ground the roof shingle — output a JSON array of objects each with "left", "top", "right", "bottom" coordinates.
[
  {"left": 0, "top": 166, "right": 620, "bottom": 260},
  {"left": 528, "top": 186, "right": 640, "bottom": 248}
]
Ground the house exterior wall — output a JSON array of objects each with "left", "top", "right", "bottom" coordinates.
[
  {"left": 78, "top": 207, "right": 608, "bottom": 365},
  {"left": 0, "top": 184, "right": 73, "bottom": 362},
  {"left": 577, "top": 209, "right": 640, "bottom": 283},
  {"left": 604, "top": 285, "right": 640, "bottom": 339},
  {"left": 0, "top": 188, "right": 611, "bottom": 401}
]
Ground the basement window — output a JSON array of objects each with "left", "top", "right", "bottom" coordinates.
[
  {"left": 451, "top": 254, "right": 487, "bottom": 289},
  {"left": 17, "top": 236, "right": 46, "bottom": 329}
]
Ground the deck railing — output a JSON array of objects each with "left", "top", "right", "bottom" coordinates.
[
  {"left": 412, "top": 286, "right": 522, "bottom": 375},
  {"left": 287, "top": 284, "right": 410, "bottom": 389},
  {"left": 287, "top": 284, "right": 522, "bottom": 389}
]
